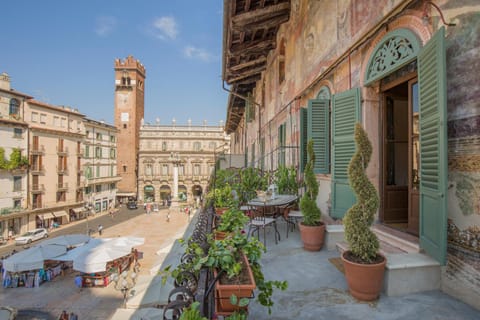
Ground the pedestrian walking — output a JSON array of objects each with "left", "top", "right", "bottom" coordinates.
[
  {"left": 109, "top": 208, "right": 114, "bottom": 219},
  {"left": 74, "top": 274, "right": 83, "bottom": 291},
  {"left": 58, "top": 310, "right": 69, "bottom": 320},
  {"left": 98, "top": 224, "right": 103, "bottom": 236},
  {"left": 69, "top": 312, "right": 78, "bottom": 320}
]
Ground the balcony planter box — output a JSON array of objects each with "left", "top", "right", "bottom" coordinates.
[{"left": 214, "top": 253, "right": 256, "bottom": 312}]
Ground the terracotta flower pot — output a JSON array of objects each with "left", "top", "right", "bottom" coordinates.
[
  {"left": 214, "top": 230, "right": 229, "bottom": 240},
  {"left": 215, "top": 254, "right": 256, "bottom": 312},
  {"left": 215, "top": 207, "right": 229, "bottom": 215},
  {"left": 341, "top": 251, "right": 387, "bottom": 301},
  {"left": 298, "top": 222, "right": 325, "bottom": 251}
]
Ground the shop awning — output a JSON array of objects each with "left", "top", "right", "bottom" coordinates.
[
  {"left": 53, "top": 211, "right": 69, "bottom": 218},
  {"left": 72, "top": 208, "right": 84, "bottom": 214},
  {"left": 39, "top": 212, "right": 55, "bottom": 219},
  {"left": 116, "top": 192, "right": 136, "bottom": 197}
]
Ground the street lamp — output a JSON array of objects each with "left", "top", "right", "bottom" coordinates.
[{"left": 111, "top": 269, "right": 137, "bottom": 308}]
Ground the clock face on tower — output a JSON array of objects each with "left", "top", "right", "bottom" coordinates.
[{"left": 118, "top": 93, "right": 129, "bottom": 105}]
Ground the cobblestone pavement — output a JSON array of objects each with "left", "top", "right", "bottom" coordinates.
[{"left": 0, "top": 206, "right": 191, "bottom": 320}]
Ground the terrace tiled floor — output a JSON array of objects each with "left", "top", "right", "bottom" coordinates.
[{"left": 114, "top": 211, "right": 480, "bottom": 319}]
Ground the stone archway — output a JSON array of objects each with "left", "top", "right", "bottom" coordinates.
[
  {"left": 178, "top": 185, "right": 187, "bottom": 201},
  {"left": 160, "top": 185, "right": 171, "bottom": 201},
  {"left": 144, "top": 185, "right": 155, "bottom": 202}
]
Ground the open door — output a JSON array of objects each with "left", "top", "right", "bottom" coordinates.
[{"left": 418, "top": 27, "right": 448, "bottom": 265}]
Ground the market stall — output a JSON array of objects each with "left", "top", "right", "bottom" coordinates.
[
  {"left": 2, "top": 244, "right": 68, "bottom": 288},
  {"left": 66, "top": 236, "right": 144, "bottom": 288}
]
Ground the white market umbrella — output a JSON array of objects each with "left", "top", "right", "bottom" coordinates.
[
  {"left": 108, "top": 236, "right": 144, "bottom": 249},
  {"left": 54, "top": 238, "right": 107, "bottom": 261},
  {"left": 72, "top": 243, "right": 131, "bottom": 273},
  {"left": 42, "top": 234, "right": 91, "bottom": 248},
  {"left": 3, "top": 244, "right": 67, "bottom": 272}
]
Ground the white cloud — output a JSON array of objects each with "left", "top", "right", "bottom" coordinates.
[
  {"left": 183, "top": 46, "right": 215, "bottom": 62},
  {"left": 95, "top": 16, "right": 117, "bottom": 37},
  {"left": 152, "top": 16, "right": 178, "bottom": 40}
]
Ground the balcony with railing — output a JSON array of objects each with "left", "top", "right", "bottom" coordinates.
[
  {"left": 31, "top": 164, "right": 45, "bottom": 174},
  {"left": 56, "top": 146, "right": 69, "bottom": 155},
  {"left": 31, "top": 184, "right": 45, "bottom": 193},
  {"left": 57, "top": 165, "right": 69, "bottom": 175},
  {"left": 57, "top": 182, "right": 69, "bottom": 191},
  {"left": 30, "top": 145, "right": 45, "bottom": 154}
]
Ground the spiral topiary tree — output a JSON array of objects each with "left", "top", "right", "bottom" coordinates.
[
  {"left": 343, "top": 123, "right": 380, "bottom": 263},
  {"left": 300, "top": 139, "right": 321, "bottom": 226}
]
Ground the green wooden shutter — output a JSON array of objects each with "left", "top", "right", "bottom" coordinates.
[
  {"left": 307, "top": 99, "right": 330, "bottom": 174},
  {"left": 331, "top": 88, "right": 361, "bottom": 219},
  {"left": 260, "top": 137, "right": 265, "bottom": 171},
  {"left": 299, "top": 107, "right": 308, "bottom": 172},
  {"left": 418, "top": 27, "right": 447, "bottom": 265},
  {"left": 278, "top": 122, "right": 286, "bottom": 167}
]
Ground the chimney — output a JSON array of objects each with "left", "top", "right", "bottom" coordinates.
[{"left": 0, "top": 72, "right": 11, "bottom": 91}]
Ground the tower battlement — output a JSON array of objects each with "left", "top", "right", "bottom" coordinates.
[{"left": 114, "top": 55, "right": 146, "bottom": 76}]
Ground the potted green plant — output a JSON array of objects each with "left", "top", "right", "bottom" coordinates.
[
  {"left": 235, "top": 167, "right": 269, "bottom": 204},
  {"left": 298, "top": 140, "right": 325, "bottom": 251},
  {"left": 205, "top": 232, "right": 287, "bottom": 313},
  {"left": 179, "top": 301, "right": 208, "bottom": 320},
  {"left": 274, "top": 165, "right": 298, "bottom": 195},
  {"left": 213, "top": 184, "right": 236, "bottom": 215},
  {"left": 214, "top": 207, "right": 249, "bottom": 240},
  {"left": 341, "top": 123, "right": 386, "bottom": 301}
]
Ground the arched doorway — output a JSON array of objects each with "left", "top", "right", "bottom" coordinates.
[
  {"left": 144, "top": 185, "right": 155, "bottom": 203},
  {"left": 160, "top": 185, "right": 171, "bottom": 201},
  {"left": 178, "top": 185, "right": 187, "bottom": 201},
  {"left": 192, "top": 185, "right": 203, "bottom": 199},
  {"left": 364, "top": 27, "right": 447, "bottom": 263}
]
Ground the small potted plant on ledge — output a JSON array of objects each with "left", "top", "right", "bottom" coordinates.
[
  {"left": 298, "top": 140, "right": 325, "bottom": 251},
  {"left": 341, "top": 123, "right": 386, "bottom": 301},
  {"left": 206, "top": 232, "right": 287, "bottom": 314},
  {"left": 214, "top": 207, "right": 249, "bottom": 240},
  {"left": 213, "top": 184, "right": 236, "bottom": 215}
]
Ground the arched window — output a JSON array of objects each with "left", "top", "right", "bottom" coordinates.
[
  {"left": 278, "top": 39, "right": 286, "bottom": 84},
  {"left": 9, "top": 98, "right": 20, "bottom": 116},
  {"left": 300, "top": 85, "right": 332, "bottom": 173},
  {"left": 193, "top": 142, "right": 201, "bottom": 151},
  {"left": 364, "top": 28, "right": 420, "bottom": 85}
]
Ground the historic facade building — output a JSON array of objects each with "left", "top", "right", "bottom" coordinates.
[
  {"left": 222, "top": 0, "right": 480, "bottom": 310},
  {"left": 113, "top": 56, "right": 145, "bottom": 202},
  {"left": 0, "top": 73, "right": 31, "bottom": 239},
  {"left": 138, "top": 121, "right": 230, "bottom": 204},
  {"left": 24, "top": 100, "right": 85, "bottom": 229},
  {"left": 0, "top": 72, "right": 119, "bottom": 239},
  {"left": 83, "top": 118, "right": 120, "bottom": 213}
]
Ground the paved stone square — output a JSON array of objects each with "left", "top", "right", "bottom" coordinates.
[{"left": 0, "top": 207, "right": 191, "bottom": 320}]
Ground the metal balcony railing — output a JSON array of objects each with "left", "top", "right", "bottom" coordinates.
[
  {"left": 31, "top": 184, "right": 45, "bottom": 193},
  {"left": 31, "top": 165, "right": 45, "bottom": 174},
  {"left": 30, "top": 145, "right": 45, "bottom": 154},
  {"left": 57, "top": 182, "right": 69, "bottom": 190},
  {"left": 56, "top": 146, "right": 69, "bottom": 155},
  {"left": 57, "top": 166, "right": 69, "bottom": 174}
]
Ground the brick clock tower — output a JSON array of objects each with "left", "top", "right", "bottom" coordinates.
[{"left": 114, "top": 56, "right": 145, "bottom": 201}]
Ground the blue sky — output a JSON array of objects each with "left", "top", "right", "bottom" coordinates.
[{"left": 1, "top": 1, "right": 228, "bottom": 126}]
